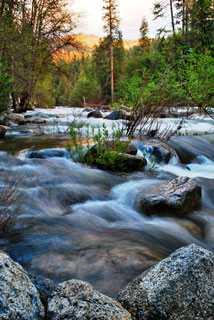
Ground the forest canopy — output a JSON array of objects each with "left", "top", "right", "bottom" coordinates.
[{"left": 0, "top": 0, "right": 213, "bottom": 112}]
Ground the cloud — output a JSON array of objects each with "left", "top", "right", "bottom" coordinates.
[{"left": 72, "top": 0, "right": 169, "bottom": 39}]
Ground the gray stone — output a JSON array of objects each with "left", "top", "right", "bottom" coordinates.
[
  {"left": 117, "top": 244, "right": 214, "bottom": 320},
  {"left": 143, "top": 139, "right": 178, "bottom": 164},
  {"left": 0, "top": 251, "right": 44, "bottom": 320},
  {"left": 135, "top": 176, "right": 201, "bottom": 216},
  {"left": 87, "top": 110, "right": 103, "bottom": 118},
  {"left": 24, "top": 116, "right": 46, "bottom": 124},
  {"left": 27, "top": 149, "right": 70, "bottom": 159},
  {"left": 29, "top": 274, "right": 56, "bottom": 306},
  {"left": 104, "top": 110, "right": 130, "bottom": 120},
  {"left": 5, "top": 113, "right": 25, "bottom": 124},
  {"left": 47, "top": 279, "right": 133, "bottom": 320}
]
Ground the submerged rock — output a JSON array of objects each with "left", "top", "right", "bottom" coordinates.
[
  {"left": 117, "top": 244, "right": 214, "bottom": 320},
  {"left": 47, "top": 279, "right": 133, "bottom": 320},
  {"left": 0, "top": 251, "right": 44, "bottom": 320},
  {"left": 87, "top": 110, "right": 103, "bottom": 118},
  {"left": 135, "top": 176, "right": 201, "bottom": 216},
  {"left": 27, "top": 149, "right": 70, "bottom": 159}
]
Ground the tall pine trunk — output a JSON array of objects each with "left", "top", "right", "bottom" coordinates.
[
  {"left": 110, "top": 37, "right": 114, "bottom": 104},
  {"left": 170, "top": 0, "right": 175, "bottom": 33}
]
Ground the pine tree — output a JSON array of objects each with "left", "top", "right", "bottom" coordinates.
[
  {"left": 102, "top": 0, "right": 120, "bottom": 104},
  {"left": 139, "top": 17, "right": 150, "bottom": 52}
]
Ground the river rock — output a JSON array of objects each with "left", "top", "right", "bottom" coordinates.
[
  {"left": 0, "top": 125, "right": 6, "bottom": 138},
  {"left": 30, "top": 274, "right": 56, "bottom": 306},
  {"left": 87, "top": 110, "right": 103, "bottom": 118},
  {"left": 89, "top": 140, "right": 138, "bottom": 156},
  {"left": 47, "top": 279, "right": 133, "bottom": 320},
  {"left": 99, "top": 153, "right": 146, "bottom": 172},
  {"left": 144, "top": 140, "right": 178, "bottom": 164},
  {"left": 24, "top": 116, "right": 46, "bottom": 124},
  {"left": 104, "top": 110, "right": 130, "bottom": 120},
  {"left": 0, "top": 251, "right": 44, "bottom": 320},
  {"left": 5, "top": 113, "right": 25, "bottom": 124},
  {"left": 117, "top": 244, "right": 214, "bottom": 320},
  {"left": 27, "top": 149, "right": 70, "bottom": 159},
  {"left": 135, "top": 176, "right": 201, "bottom": 216}
]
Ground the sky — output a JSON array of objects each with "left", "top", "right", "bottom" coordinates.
[{"left": 72, "top": 0, "right": 170, "bottom": 40}]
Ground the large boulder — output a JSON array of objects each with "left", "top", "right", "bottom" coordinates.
[
  {"left": 117, "top": 244, "right": 214, "bottom": 320},
  {"left": 0, "top": 251, "right": 44, "bottom": 319},
  {"left": 47, "top": 279, "right": 133, "bottom": 320},
  {"left": 135, "top": 176, "right": 201, "bottom": 216},
  {"left": 5, "top": 113, "right": 25, "bottom": 124},
  {"left": 87, "top": 110, "right": 103, "bottom": 118}
]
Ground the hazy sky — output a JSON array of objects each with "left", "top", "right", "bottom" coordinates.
[{"left": 73, "top": 0, "right": 170, "bottom": 40}]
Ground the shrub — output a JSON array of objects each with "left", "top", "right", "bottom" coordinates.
[{"left": 67, "top": 123, "right": 145, "bottom": 172}]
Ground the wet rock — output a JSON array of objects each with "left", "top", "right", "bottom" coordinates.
[
  {"left": 29, "top": 274, "right": 56, "bottom": 306},
  {"left": 117, "top": 244, "right": 214, "bottom": 320},
  {"left": 135, "top": 176, "right": 201, "bottom": 216},
  {"left": 0, "top": 251, "right": 44, "bottom": 320},
  {"left": 89, "top": 140, "right": 138, "bottom": 156},
  {"left": 27, "top": 149, "right": 70, "bottom": 159},
  {"left": 140, "top": 139, "right": 178, "bottom": 164},
  {"left": 86, "top": 141, "right": 146, "bottom": 172},
  {"left": 87, "top": 110, "right": 103, "bottom": 118},
  {"left": 5, "top": 113, "right": 25, "bottom": 124},
  {"left": 104, "top": 110, "right": 130, "bottom": 120},
  {"left": 24, "top": 116, "right": 46, "bottom": 124},
  {"left": 47, "top": 279, "right": 133, "bottom": 320},
  {"left": 0, "top": 125, "right": 6, "bottom": 138},
  {"left": 96, "top": 152, "right": 147, "bottom": 172}
]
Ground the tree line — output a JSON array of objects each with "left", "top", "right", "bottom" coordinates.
[{"left": 0, "top": 0, "right": 213, "bottom": 113}]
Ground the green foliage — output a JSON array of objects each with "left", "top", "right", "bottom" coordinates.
[
  {"left": 93, "top": 34, "right": 125, "bottom": 102},
  {"left": 68, "top": 123, "right": 135, "bottom": 172},
  {"left": 70, "top": 75, "right": 101, "bottom": 107},
  {"left": 33, "top": 76, "right": 56, "bottom": 108},
  {"left": 0, "top": 65, "right": 11, "bottom": 112}
]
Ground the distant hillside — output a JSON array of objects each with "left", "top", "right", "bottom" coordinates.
[
  {"left": 75, "top": 33, "right": 138, "bottom": 50},
  {"left": 53, "top": 33, "right": 138, "bottom": 62}
]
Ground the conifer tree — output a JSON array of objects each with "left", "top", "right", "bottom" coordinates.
[{"left": 102, "top": 0, "right": 120, "bottom": 104}]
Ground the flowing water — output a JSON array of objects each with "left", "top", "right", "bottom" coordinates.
[{"left": 0, "top": 107, "right": 214, "bottom": 297}]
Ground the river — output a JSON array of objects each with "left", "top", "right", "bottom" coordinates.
[{"left": 0, "top": 107, "right": 213, "bottom": 297}]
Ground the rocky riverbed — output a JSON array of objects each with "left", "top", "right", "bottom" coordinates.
[
  {"left": 0, "top": 244, "right": 214, "bottom": 319},
  {"left": 0, "top": 106, "right": 214, "bottom": 318}
]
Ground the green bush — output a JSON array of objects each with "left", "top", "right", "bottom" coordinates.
[{"left": 67, "top": 123, "right": 141, "bottom": 172}]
